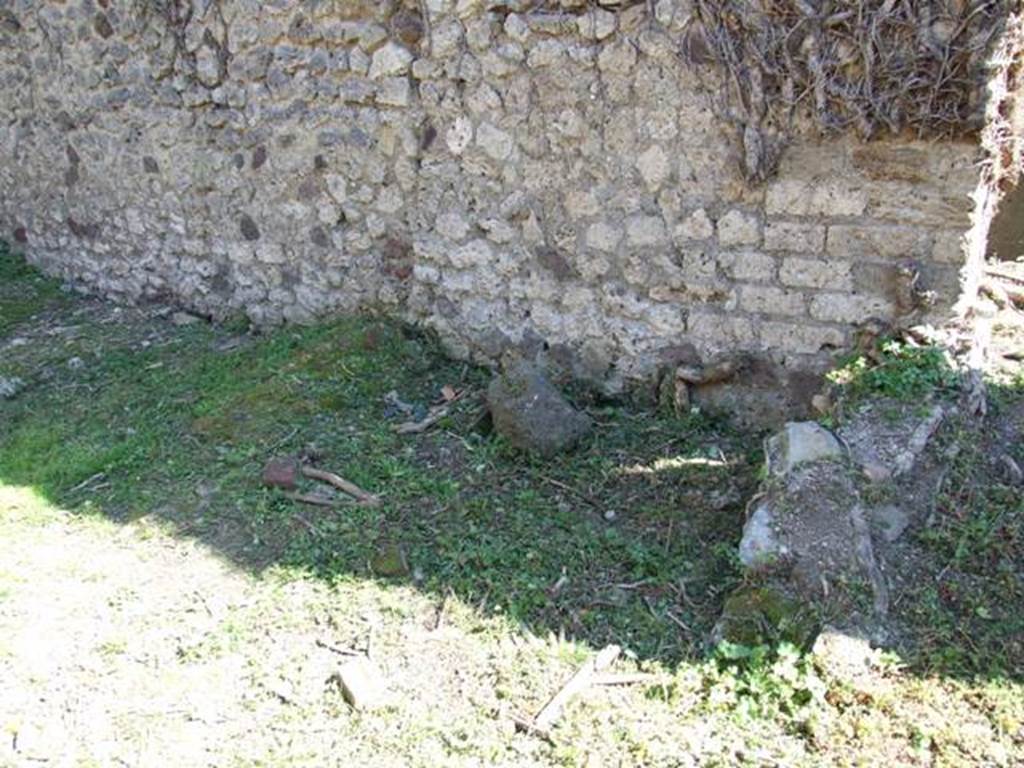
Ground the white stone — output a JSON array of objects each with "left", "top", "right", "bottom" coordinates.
[
  {"left": 767, "top": 422, "right": 843, "bottom": 476},
  {"left": 675, "top": 208, "right": 714, "bottom": 241},
  {"left": 338, "top": 658, "right": 387, "bottom": 711},
  {"left": 598, "top": 40, "right": 637, "bottom": 73},
  {"left": 376, "top": 77, "right": 411, "bottom": 107},
  {"left": 739, "top": 502, "right": 787, "bottom": 568},
  {"left": 504, "top": 13, "right": 530, "bottom": 43},
  {"left": 436, "top": 212, "right": 470, "bottom": 241},
  {"left": 0, "top": 376, "right": 25, "bottom": 399},
  {"left": 577, "top": 9, "right": 617, "bottom": 40},
  {"left": 445, "top": 116, "right": 474, "bottom": 156},
  {"left": 476, "top": 122, "right": 513, "bottom": 162},
  {"left": 636, "top": 145, "right": 671, "bottom": 190},
  {"left": 625, "top": 215, "right": 667, "bottom": 247},
  {"left": 586, "top": 221, "right": 623, "bottom": 253},
  {"left": 717, "top": 209, "right": 761, "bottom": 247},
  {"left": 455, "top": 0, "right": 481, "bottom": 19},
  {"left": 369, "top": 42, "right": 413, "bottom": 79}
]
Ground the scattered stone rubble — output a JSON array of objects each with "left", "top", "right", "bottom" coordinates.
[{"left": 721, "top": 400, "right": 952, "bottom": 648}]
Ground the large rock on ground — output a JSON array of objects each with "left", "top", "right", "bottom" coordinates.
[
  {"left": 838, "top": 400, "right": 945, "bottom": 481},
  {"left": 487, "top": 359, "right": 593, "bottom": 457},
  {"left": 766, "top": 421, "right": 843, "bottom": 476},
  {"left": 739, "top": 463, "right": 887, "bottom": 612}
]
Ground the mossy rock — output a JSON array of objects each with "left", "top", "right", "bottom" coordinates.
[
  {"left": 713, "top": 582, "right": 819, "bottom": 650},
  {"left": 371, "top": 541, "right": 410, "bottom": 578}
]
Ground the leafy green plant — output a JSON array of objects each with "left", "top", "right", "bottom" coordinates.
[
  {"left": 827, "top": 339, "right": 959, "bottom": 403},
  {"left": 705, "top": 641, "right": 827, "bottom": 724}
]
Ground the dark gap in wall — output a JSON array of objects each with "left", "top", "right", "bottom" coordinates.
[{"left": 987, "top": 178, "right": 1024, "bottom": 262}]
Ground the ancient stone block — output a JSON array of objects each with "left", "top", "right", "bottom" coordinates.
[
  {"left": 739, "top": 286, "right": 805, "bottom": 316},
  {"left": 760, "top": 321, "right": 846, "bottom": 354},
  {"left": 717, "top": 209, "right": 761, "bottom": 247},
  {"left": 625, "top": 215, "right": 667, "bottom": 248},
  {"left": 675, "top": 208, "right": 714, "bottom": 241},
  {"left": 688, "top": 312, "right": 756, "bottom": 347},
  {"left": 766, "top": 179, "right": 868, "bottom": 217},
  {"left": 717, "top": 251, "right": 776, "bottom": 283},
  {"left": 369, "top": 42, "right": 412, "bottom": 79},
  {"left": 764, "top": 221, "right": 825, "bottom": 253},
  {"left": 585, "top": 221, "right": 623, "bottom": 253},
  {"left": 809, "top": 293, "right": 894, "bottom": 324},
  {"left": 779, "top": 258, "right": 853, "bottom": 290},
  {"left": 827, "top": 225, "right": 930, "bottom": 260}
]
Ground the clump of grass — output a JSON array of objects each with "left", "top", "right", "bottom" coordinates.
[
  {"left": 827, "top": 338, "right": 960, "bottom": 404},
  {"left": 0, "top": 241, "right": 66, "bottom": 335}
]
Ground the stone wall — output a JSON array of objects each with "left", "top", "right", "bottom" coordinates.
[{"left": 0, "top": 1, "right": 981, "bottom": 411}]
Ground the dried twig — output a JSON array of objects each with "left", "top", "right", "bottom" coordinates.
[
  {"left": 315, "top": 638, "right": 363, "bottom": 657},
  {"left": 283, "top": 491, "right": 338, "bottom": 508},
  {"left": 393, "top": 405, "right": 451, "bottom": 434},
  {"left": 516, "top": 644, "right": 621, "bottom": 738},
  {"left": 591, "top": 673, "right": 660, "bottom": 686},
  {"left": 301, "top": 466, "right": 380, "bottom": 507}
]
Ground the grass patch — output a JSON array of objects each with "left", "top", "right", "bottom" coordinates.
[
  {"left": 0, "top": 242, "right": 66, "bottom": 335},
  {"left": 2, "top": 255, "right": 1022, "bottom": 765},
  {"left": 827, "top": 338, "right": 960, "bottom": 405},
  {"left": 0, "top": 259, "right": 756, "bottom": 665}
]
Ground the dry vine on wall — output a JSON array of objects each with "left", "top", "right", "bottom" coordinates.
[{"left": 686, "top": 0, "right": 1017, "bottom": 180}]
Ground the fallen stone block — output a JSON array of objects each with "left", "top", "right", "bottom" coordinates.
[
  {"left": 839, "top": 400, "right": 945, "bottom": 480},
  {"left": 487, "top": 358, "right": 593, "bottom": 458}
]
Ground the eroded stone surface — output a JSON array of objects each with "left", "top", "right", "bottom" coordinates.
[
  {"left": 839, "top": 401, "right": 946, "bottom": 480},
  {"left": 766, "top": 422, "right": 844, "bottom": 476}
]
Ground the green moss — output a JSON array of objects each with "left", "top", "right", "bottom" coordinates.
[{"left": 717, "top": 583, "right": 819, "bottom": 649}]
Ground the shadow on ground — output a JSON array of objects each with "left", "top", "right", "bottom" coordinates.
[
  {"left": 1, "top": 243, "right": 1022, "bottom": 679},
  {"left": 0, "top": 245, "right": 761, "bottom": 668}
]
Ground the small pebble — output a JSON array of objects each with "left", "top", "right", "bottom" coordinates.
[{"left": 603, "top": 509, "right": 617, "bottom": 521}]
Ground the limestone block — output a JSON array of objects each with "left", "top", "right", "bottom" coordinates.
[
  {"left": 717, "top": 251, "right": 776, "bottom": 282},
  {"left": 764, "top": 221, "right": 826, "bottom": 253},
  {"left": 809, "top": 293, "right": 894, "bottom": 324},
  {"left": 717, "top": 209, "right": 761, "bottom": 247},
  {"left": 766, "top": 179, "right": 868, "bottom": 217},
  {"left": 476, "top": 122, "right": 513, "bottom": 161},
  {"left": 636, "top": 144, "right": 671, "bottom": 190},
  {"left": 739, "top": 285, "right": 805, "bottom": 316},
  {"left": 368, "top": 42, "right": 412, "bottom": 79},
  {"left": 625, "top": 215, "right": 667, "bottom": 248},
  {"left": 675, "top": 208, "right": 715, "bottom": 241},
  {"left": 779, "top": 258, "right": 853, "bottom": 290},
  {"left": 760, "top": 322, "right": 846, "bottom": 355},
  {"left": 827, "top": 225, "right": 931, "bottom": 260},
  {"left": 585, "top": 221, "right": 623, "bottom": 253}
]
